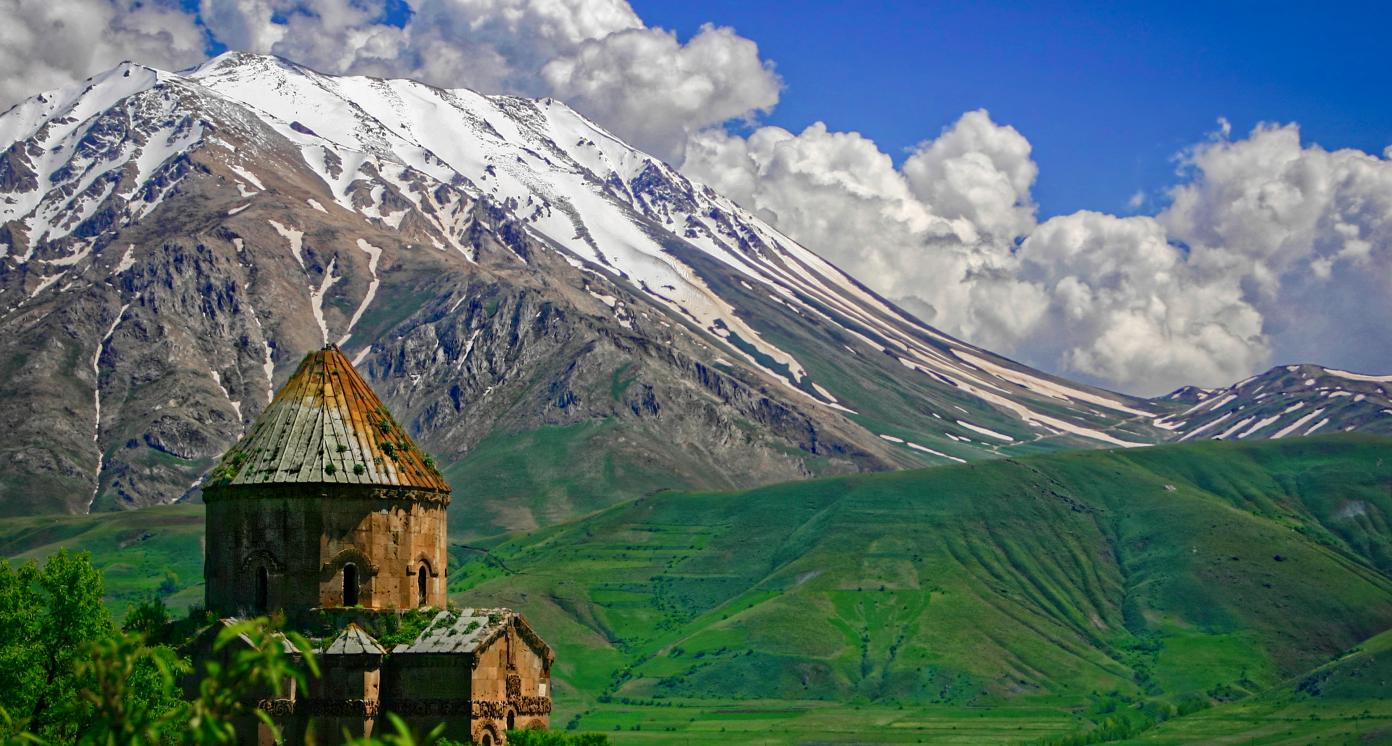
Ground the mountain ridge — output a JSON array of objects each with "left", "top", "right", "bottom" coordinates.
[
  {"left": 1154, "top": 362, "right": 1392, "bottom": 441},
  {"left": 0, "top": 53, "right": 1386, "bottom": 527}
]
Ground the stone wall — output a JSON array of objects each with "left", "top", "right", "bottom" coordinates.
[
  {"left": 380, "top": 653, "right": 474, "bottom": 741},
  {"left": 303, "top": 654, "right": 383, "bottom": 741},
  {"left": 469, "top": 620, "right": 553, "bottom": 739},
  {"left": 204, "top": 484, "right": 449, "bottom": 615}
]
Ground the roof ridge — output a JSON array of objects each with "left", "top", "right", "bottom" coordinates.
[{"left": 324, "top": 621, "right": 386, "bottom": 656}]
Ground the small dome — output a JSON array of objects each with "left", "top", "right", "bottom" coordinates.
[{"left": 206, "top": 345, "right": 449, "bottom": 492}]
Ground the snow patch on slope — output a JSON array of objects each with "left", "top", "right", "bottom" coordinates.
[
  {"left": 309, "top": 257, "right": 341, "bottom": 345},
  {"left": 89, "top": 302, "right": 129, "bottom": 513},
  {"left": 338, "top": 238, "right": 382, "bottom": 346}
]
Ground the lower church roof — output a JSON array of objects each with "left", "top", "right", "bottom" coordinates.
[
  {"left": 324, "top": 623, "right": 386, "bottom": 656},
  {"left": 208, "top": 610, "right": 552, "bottom": 663},
  {"left": 392, "top": 608, "right": 516, "bottom": 655}
]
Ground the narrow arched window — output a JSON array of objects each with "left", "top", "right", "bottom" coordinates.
[
  {"left": 417, "top": 566, "right": 428, "bottom": 607},
  {"left": 506, "top": 711, "right": 516, "bottom": 731},
  {"left": 255, "top": 566, "right": 269, "bottom": 613},
  {"left": 343, "top": 563, "right": 359, "bottom": 606}
]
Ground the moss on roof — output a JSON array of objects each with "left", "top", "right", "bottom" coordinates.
[{"left": 205, "top": 345, "right": 450, "bottom": 492}]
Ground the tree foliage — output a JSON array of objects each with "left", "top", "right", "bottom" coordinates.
[
  {"left": 0, "top": 551, "right": 315, "bottom": 745},
  {"left": 342, "top": 714, "right": 446, "bottom": 746},
  {"left": 184, "top": 618, "right": 319, "bottom": 745},
  {"left": 0, "top": 551, "right": 601, "bottom": 746},
  {"left": 0, "top": 549, "right": 113, "bottom": 741},
  {"left": 73, "top": 632, "right": 186, "bottom": 745}
]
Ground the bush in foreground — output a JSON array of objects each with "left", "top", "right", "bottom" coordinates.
[{"left": 0, "top": 550, "right": 608, "bottom": 745}]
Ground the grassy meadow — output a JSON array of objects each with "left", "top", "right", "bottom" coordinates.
[{"left": 2, "top": 434, "right": 1390, "bottom": 742}]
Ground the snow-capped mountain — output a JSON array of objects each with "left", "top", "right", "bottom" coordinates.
[
  {"left": 1154, "top": 364, "right": 1392, "bottom": 441},
  {"left": 0, "top": 53, "right": 1384, "bottom": 524}
]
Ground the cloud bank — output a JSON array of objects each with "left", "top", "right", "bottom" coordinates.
[
  {"left": 0, "top": 0, "right": 205, "bottom": 107},
  {"left": 684, "top": 115, "right": 1392, "bottom": 395},
  {"left": 1, "top": 0, "right": 1388, "bottom": 394},
  {"left": 197, "top": 0, "right": 778, "bottom": 162}
]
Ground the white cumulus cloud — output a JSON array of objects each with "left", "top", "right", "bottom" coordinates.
[
  {"left": 1160, "top": 123, "right": 1392, "bottom": 379},
  {"left": 684, "top": 114, "right": 1391, "bottom": 395},
  {"left": 683, "top": 113, "right": 1042, "bottom": 355},
  {"left": 541, "top": 23, "right": 779, "bottom": 161},
  {"left": 0, "top": 0, "right": 205, "bottom": 108},
  {"left": 901, "top": 109, "right": 1037, "bottom": 241},
  {"left": 1015, "top": 211, "right": 1267, "bottom": 391}
]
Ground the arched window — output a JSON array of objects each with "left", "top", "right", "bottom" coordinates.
[
  {"left": 343, "top": 563, "right": 359, "bottom": 606},
  {"left": 417, "top": 566, "right": 428, "bottom": 607},
  {"left": 255, "top": 566, "right": 269, "bottom": 613},
  {"left": 506, "top": 711, "right": 515, "bottom": 731}
]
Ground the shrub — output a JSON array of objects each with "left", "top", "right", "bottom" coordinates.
[{"left": 507, "top": 730, "right": 612, "bottom": 746}]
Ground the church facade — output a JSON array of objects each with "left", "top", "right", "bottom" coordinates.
[{"left": 200, "top": 346, "right": 552, "bottom": 744}]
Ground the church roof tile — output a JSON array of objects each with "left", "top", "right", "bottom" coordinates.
[
  {"left": 205, "top": 345, "right": 449, "bottom": 492},
  {"left": 324, "top": 623, "right": 386, "bottom": 656}
]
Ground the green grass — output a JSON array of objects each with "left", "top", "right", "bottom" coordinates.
[
  {"left": 3, "top": 434, "right": 1390, "bottom": 743},
  {"left": 445, "top": 434, "right": 1392, "bottom": 740},
  {"left": 0, "top": 504, "right": 204, "bottom": 620},
  {"left": 562, "top": 699, "right": 1085, "bottom": 743},
  {"left": 1121, "top": 699, "right": 1392, "bottom": 744},
  {"left": 441, "top": 420, "right": 707, "bottom": 538}
]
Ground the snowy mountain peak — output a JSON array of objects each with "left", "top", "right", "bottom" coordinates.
[
  {"left": 10, "top": 53, "right": 1156, "bottom": 422},
  {"left": 2, "top": 56, "right": 1384, "bottom": 516},
  {"left": 1153, "top": 363, "right": 1392, "bottom": 440}
]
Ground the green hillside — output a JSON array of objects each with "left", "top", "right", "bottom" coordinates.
[
  {"left": 444, "top": 434, "right": 1392, "bottom": 741},
  {"left": 2, "top": 434, "right": 1390, "bottom": 742},
  {"left": 0, "top": 503, "right": 205, "bottom": 619},
  {"left": 1119, "top": 627, "right": 1392, "bottom": 744}
]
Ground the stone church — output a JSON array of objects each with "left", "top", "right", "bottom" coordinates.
[{"left": 200, "top": 345, "right": 552, "bottom": 745}]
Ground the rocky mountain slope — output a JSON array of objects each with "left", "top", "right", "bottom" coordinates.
[
  {"left": 1153, "top": 364, "right": 1392, "bottom": 442},
  {"left": 0, "top": 53, "right": 1386, "bottom": 526}
]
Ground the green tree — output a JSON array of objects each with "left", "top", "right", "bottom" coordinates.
[
  {"left": 121, "top": 595, "right": 172, "bottom": 640},
  {"left": 0, "top": 550, "right": 113, "bottom": 741},
  {"left": 1, "top": 553, "right": 322, "bottom": 745},
  {"left": 72, "top": 632, "right": 187, "bottom": 745}
]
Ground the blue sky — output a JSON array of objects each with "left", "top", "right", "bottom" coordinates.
[{"left": 633, "top": 1, "right": 1392, "bottom": 219}]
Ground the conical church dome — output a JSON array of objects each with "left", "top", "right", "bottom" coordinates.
[{"left": 206, "top": 345, "right": 449, "bottom": 492}]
